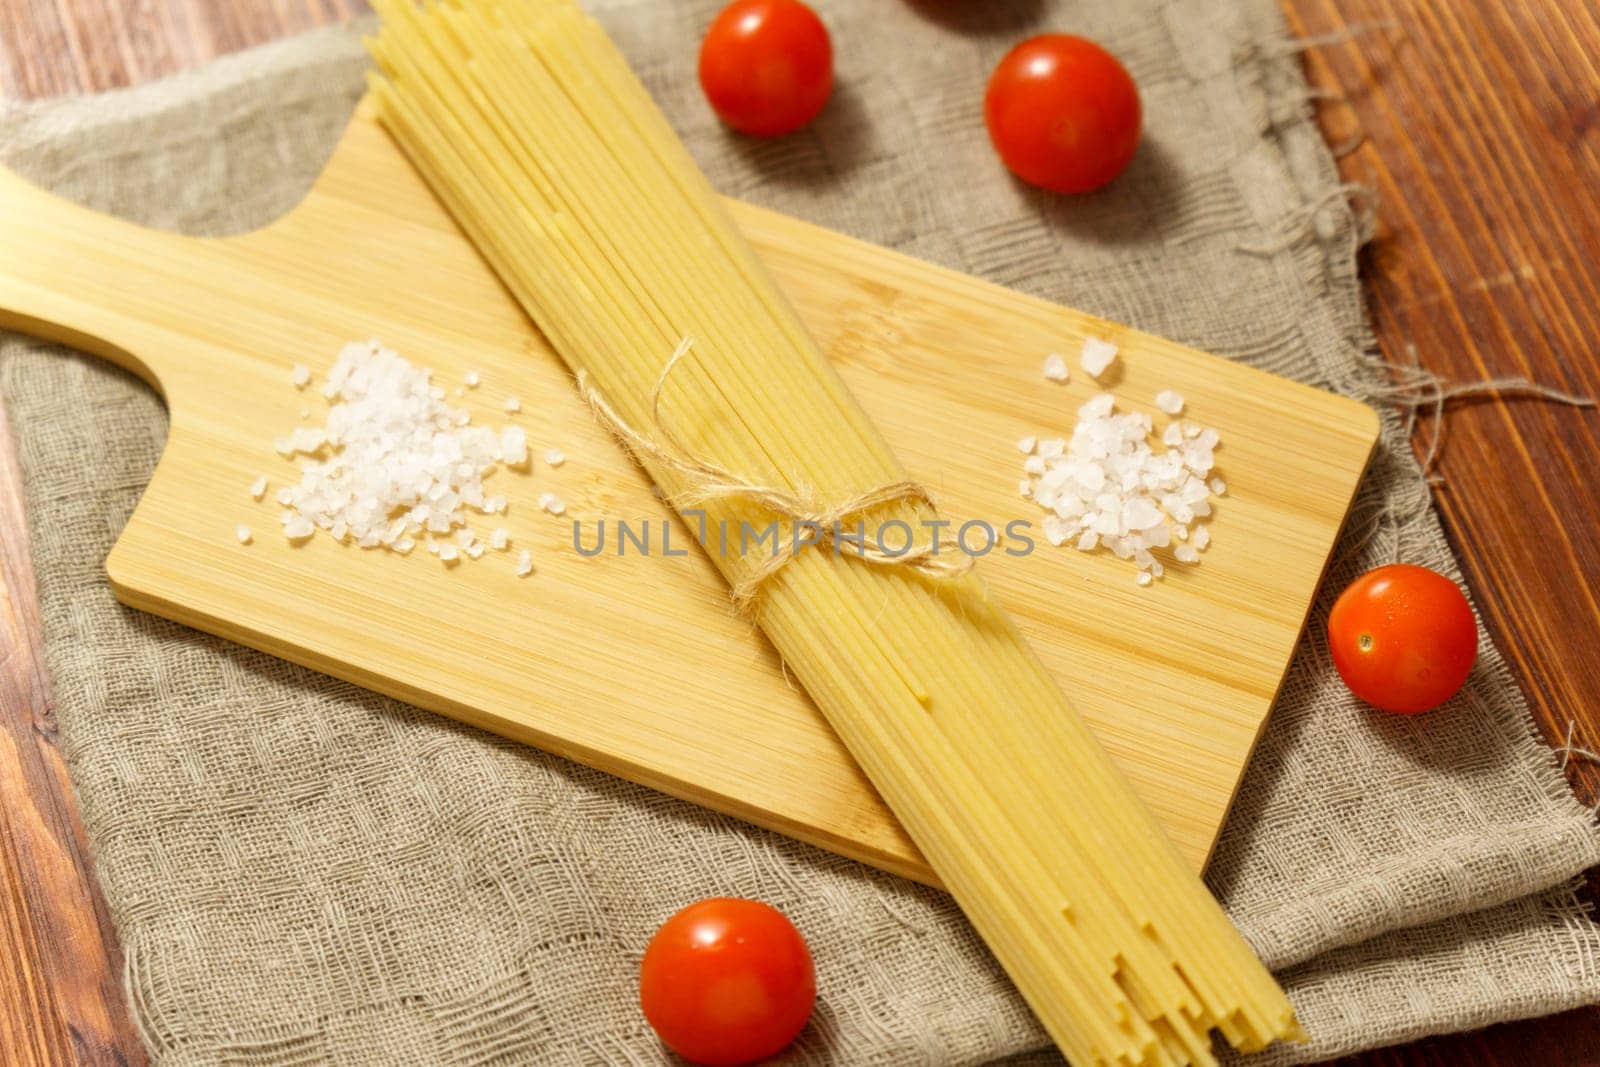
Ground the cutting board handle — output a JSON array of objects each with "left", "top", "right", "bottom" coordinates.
[{"left": 0, "top": 162, "right": 206, "bottom": 396}]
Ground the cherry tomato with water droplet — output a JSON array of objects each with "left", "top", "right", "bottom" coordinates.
[{"left": 1327, "top": 563, "right": 1478, "bottom": 715}]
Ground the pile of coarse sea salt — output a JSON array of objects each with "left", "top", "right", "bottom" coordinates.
[
  {"left": 246, "top": 339, "right": 544, "bottom": 577},
  {"left": 1022, "top": 338, "right": 1224, "bottom": 586}
]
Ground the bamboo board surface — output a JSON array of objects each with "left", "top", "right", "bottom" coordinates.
[{"left": 0, "top": 103, "right": 1377, "bottom": 884}]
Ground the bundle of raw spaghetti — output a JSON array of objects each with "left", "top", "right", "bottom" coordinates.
[{"left": 366, "top": 2, "right": 1303, "bottom": 1062}]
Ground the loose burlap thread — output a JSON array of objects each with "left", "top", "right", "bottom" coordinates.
[{"left": 2, "top": 2, "right": 1598, "bottom": 1064}]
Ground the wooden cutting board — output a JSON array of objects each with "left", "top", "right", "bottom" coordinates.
[{"left": 0, "top": 101, "right": 1378, "bottom": 885}]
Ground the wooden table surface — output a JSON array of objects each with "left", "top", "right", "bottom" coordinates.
[{"left": 1, "top": 1, "right": 1597, "bottom": 1064}]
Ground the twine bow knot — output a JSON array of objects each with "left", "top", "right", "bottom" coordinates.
[{"left": 577, "top": 338, "right": 973, "bottom": 613}]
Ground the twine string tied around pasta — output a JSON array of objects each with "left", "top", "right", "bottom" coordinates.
[{"left": 577, "top": 338, "right": 974, "bottom": 613}]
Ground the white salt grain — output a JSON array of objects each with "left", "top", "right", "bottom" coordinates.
[
  {"left": 504, "top": 396, "right": 521, "bottom": 413},
  {"left": 1192, "top": 524, "right": 1211, "bottom": 551},
  {"left": 1042, "top": 354, "right": 1070, "bottom": 382},
  {"left": 236, "top": 524, "right": 253, "bottom": 545},
  {"left": 269, "top": 339, "right": 529, "bottom": 569},
  {"left": 1016, "top": 435, "right": 1037, "bottom": 454},
  {"left": 1018, "top": 390, "right": 1222, "bottom": 581},
  {"left": 500, "top": 426, "right": 529, "bottom": 468},
  {"left": 1080, "top": 337, "right": 1119, "bottom": 379},
  {"left": 464, "top": 370, "right": 480, "bottom": 388},
  {"left": 1155, "top": 389, "right": 1185, "bottom": 416},
  {"left": 291, "top": 364, "right": 311, "bottom": 389},
  {"left": 490, "top": 528, "right": 509, "bottom": 551},
  {"left": 1209, "top": 477, "right": 1227, "bottom": 496},
  {"left": 515, "top": 550, "right": 534, "bottom": 577},
  {"left": 250, "top": 476, "right": 268, "bottom": 501},
  {"left": 544, "top": 448, "right": 565, "bottom": 467}
]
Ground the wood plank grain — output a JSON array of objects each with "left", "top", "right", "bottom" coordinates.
[
  {"left": 0, "top": 9, "right": 365, "bottom": 1065},
  {"left": 0, "top": 397, "right": 142, "bottom": 1066},
  {"left": 1282, "top": 0, "right": 1600, "bottom": 1065},
  {"left": 0, "top": 0, "right": 368, "bottom": 98}
]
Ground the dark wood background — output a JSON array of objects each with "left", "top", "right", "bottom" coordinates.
[{"left": 2, "top": 1, "right": 1597, "bottom": 1064}]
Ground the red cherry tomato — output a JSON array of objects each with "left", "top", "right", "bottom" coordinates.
[
  {"left": 1327, "top": 564, "right": 1478, "bottom": 715},
  {"left": 698, "top": 0, "right": 834, "bottom": 137},
  {"left": 984, "top": 34, "right": 1142, "bottom": 194},
  {"left": 639, "top": 898, "right": 816, "bottom": 1065}
]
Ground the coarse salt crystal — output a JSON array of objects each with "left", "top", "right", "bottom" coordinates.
[
  {"left": 1155, "top": 389, "right": 1185, "bottom": 416},
  {"left": 1042, "top": 354, "right": 1070, "bottom": 382},
  {"left": 1078, "top": 393, "right": 1115, "bottom": 420},
  {"left": 515, "top": 550, "right": 534, "bottom": 577},
  {"left": 1136, "top": 571, "right": 1153, "bottom": 587},
  {"left": 544, "top": 448, "right": 565, "bottom": 467},
  {"left": 1192, "top": 525, "right": 1211, "bottom": 550},
  {"left": 1209, "top": 477, "right": 1227, "bottom": 496},
  {"left": 1018, "top": 390, "right": 1222, "bottom": 581},
  {"left": 1080, "top": 337, "right": 1119, "bottom": 378},
  {"left": 490, "top": 528, "right": 509, "bottom": 551},
  {"left": 538, "top": 492, "right": 566, "bottom": 516},
  {"left": 250, "top": 476, "right": 268, "bottom": 501},
  {"left": 500, "top": 426, "right": 529, "bottom": 468},
  {"left": 504, "top": 397, "right": 521, "bottom": 413},
  {"left": 464, "top": 370, "right": 480, "bottom": 388},
  {"left": 268, "top": 340, "right": 529, "bottom": 570},
  {"left": 236, "top": 524, "right": 253, "bottom": 544},
  {"left": 438, "top": 544, "right": 460, "bottom": 563},
  {"left": 291, "top": 364, "right": 311, "bottom": 389},
  {"left": 1016, "top": 435, "right": 1037, "bottom": 454}
]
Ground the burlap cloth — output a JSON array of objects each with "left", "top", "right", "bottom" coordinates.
[{"left": 3, "top": 3, "right": 1598, "bottom": 1064}]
